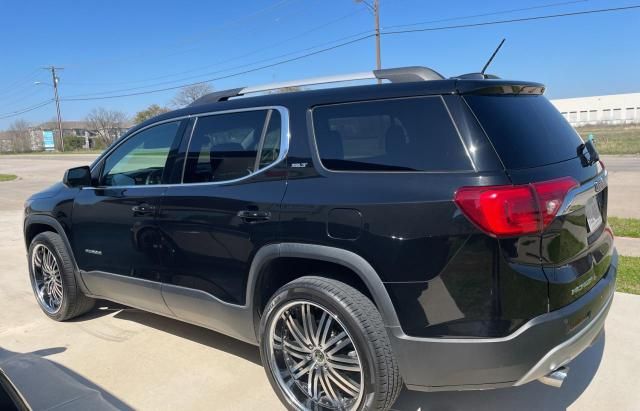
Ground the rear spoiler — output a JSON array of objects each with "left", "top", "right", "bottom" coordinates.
[{"left": 456, "top": 80, "right": 545, "bottom": 95}]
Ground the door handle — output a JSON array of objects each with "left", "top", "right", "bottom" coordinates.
[
  {"left": 132, "top": 204, "right": 156, "bottom": 216},
  {"left": 237, "top": 210, "right": 271, "bottom": 222}
]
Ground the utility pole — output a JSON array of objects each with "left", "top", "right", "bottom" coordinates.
[
  {"left": 358, "top": 0, "right": 382, "bottom": 83},
  {"left": 42, "top": 66, "right": 64, "bottom": 152},
  {"left": 374, "top": 0, "right": 381, "bottom": 78}
]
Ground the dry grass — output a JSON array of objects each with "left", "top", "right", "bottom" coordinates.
[{"left": 575, "top": 124, "right": 640, "bottom": 155}]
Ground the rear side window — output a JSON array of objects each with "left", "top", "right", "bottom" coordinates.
[
  {"left": 312, "top": 97, "right": 472, "bottom": 172},
  {"left": 183, "top": 109, "right": 281, "bottom": 183},
  {"left": 465, "top": 95, "right": 583, "bottom": 169}
]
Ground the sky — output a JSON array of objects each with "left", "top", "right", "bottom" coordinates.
[{"left": 1, "top": 0, "right": 639, "bottom": 129}]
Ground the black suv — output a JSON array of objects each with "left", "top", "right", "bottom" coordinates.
[{"left": 24, "top": 66, "right": 616, "bottom": 410}]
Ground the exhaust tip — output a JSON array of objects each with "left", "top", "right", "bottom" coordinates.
[{"left": 539, "top": 366, "right": 569, "bottom": 388}]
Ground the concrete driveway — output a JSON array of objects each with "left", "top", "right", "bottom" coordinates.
[{"left": 0, "top": 154, "right": 639, "bottom": 410}]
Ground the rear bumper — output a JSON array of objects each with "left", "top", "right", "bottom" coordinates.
[{"left": 388, "top": 249, "right": 617, "bottom": 391}]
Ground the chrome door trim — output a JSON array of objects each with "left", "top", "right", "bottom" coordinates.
[
  {"left": 85, "top": 105, "right": 290, "bottom": 190},
  {"left": 308, "top": 95, "right": 477, "bottom": 175}
]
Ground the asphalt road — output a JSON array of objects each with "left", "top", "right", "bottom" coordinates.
[
  {"left": 600, "top": 155, "right": 640, "bottom": 218},
  {"left": 601, "top": 155, "right": 640, "bottom": 173},
  {"left": 0, "top": 153, "right": 639, "bottom": 410}
]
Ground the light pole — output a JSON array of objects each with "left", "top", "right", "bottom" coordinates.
[
  {"left": 37, "top": 66, "right": 64, "bottom": 151},
  {"left": 357, "top": 0, "right": 381, "bottom": 82}
]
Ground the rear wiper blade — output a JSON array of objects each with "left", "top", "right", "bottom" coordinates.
[{"left": 576, "top": 139, "right": 599, "bottom": 167}]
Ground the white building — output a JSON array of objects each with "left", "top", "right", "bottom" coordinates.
[{"left": 551, "top": 92, "right": 640, "bottom": 127}]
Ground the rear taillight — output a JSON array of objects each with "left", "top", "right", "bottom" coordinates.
[
  {"left": 598, "top": 160, "right": 606, "bottom": 172},
  {"left": 454, "top": 177, "right": 578, "bottom": 237}
]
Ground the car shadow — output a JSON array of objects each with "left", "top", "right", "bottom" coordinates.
[
  {"left": 391, "top": 331, "right": 606, "bottom": 411},
  {"left": 0, "top": 346, "right": 132, "bottom": 410},
  {"left": 69, "top": 301, "right": 605, "bottom": 410},
  {"left": 65, "top": 299, "right": 130, "bottom": 322},
  {"left": 108, "top": 303, "right": 263, "bottom": 366}
]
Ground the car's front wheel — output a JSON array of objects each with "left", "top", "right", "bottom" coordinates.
[
  {"left": 28, "top": 232, "right": 95, "bottom": 321},
  {"left": 259, "top": 276, "right": 402, "bottom": 410}
]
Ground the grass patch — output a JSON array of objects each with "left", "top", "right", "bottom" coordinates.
[
  {"left": 617, "top": 256, "right": 640, "bottom": 295},
  {"left": 0, "top": 174, "right": 17, "bottom": 182},
  {"left": 575, "top": 125, "right": 640, "bottom": 155},
  {"left": 609, "top": 217, "right": 640, "bottom": 238}
]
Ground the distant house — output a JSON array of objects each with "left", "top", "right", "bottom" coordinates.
[
  {"left": 32, "top": 121, "right": 132, "bottom": 150},
  {"left": 0, "top": 131, "right": 13, "bottom": 152},
  {"left": 0, "top": 129, "right": 42, "bottom": 152}
]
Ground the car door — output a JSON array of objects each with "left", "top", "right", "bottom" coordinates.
[
  {"left": 156, "top": 107, "right": 288, "bottom": 327},
  {"left": 72, "top": 119, "right": 186, "bottom": 314}
]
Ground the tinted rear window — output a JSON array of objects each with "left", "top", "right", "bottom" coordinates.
[
  {"left": 312, "top": 97, "right": 472, "bottom": 172},
  {"left": 465, "top": 95, "right": 583, "bottom": 169}
]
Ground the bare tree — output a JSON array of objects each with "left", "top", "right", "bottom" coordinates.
[
  {"left": 171, "top": 83, "right": 213, "bottom": 108},
  {"left": 8, "top": 119, "right": 32, "bottom": 152},
  {"left": 86, "top": 108, "right": 129, "bottom": 147}
]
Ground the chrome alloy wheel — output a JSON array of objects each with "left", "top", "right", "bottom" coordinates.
[
  {"left": 31, "top": 244, "right": 64, "bottom": 314},
  {"left": 266, "top": 301, "right": 364, "bottom": 410}
]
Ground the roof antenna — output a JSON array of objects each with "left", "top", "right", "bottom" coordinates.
[{"left": 480, "top": 38, "right": 506, "bottom": 77}]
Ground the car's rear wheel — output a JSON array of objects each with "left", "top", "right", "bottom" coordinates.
[
  {"left": 259, "top": 276, "right": 402, "bottom": 410},
  {"left": 28, "top": 232, "right": 95, "bottom": 321}
]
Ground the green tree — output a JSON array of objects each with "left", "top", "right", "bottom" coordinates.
[
  {"left": 133, "top": 104, "right": 171, "bottom": 124},
  {"left": 63, "top": 135, "right": 86, "bottom": 151}
]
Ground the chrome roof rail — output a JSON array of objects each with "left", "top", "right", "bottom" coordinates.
[
  {"left": 189, "top": 66, "right": 446, "bottom": 107},
  {"left": 242, "top": 71, "right": 376, "bottom": 94}
]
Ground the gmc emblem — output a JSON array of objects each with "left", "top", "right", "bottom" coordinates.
[{"left": 594, "top": 178, "right": 606, "bottom": 193}]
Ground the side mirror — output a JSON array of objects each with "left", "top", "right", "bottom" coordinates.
[{"left": 63, "top": 166, "right": 92, "bottom": 187}]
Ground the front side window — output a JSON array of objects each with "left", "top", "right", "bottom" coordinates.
[
  {"left": 258, "top": 111, "right": 282, "bottom": 169},
  {"left": 183, "top": 109, "right": 281, "bottom": 183},
  {"left": 312, "top": 97, "right": 471, "bottom": 172},
  {"left": 102, "top": 121, "right": 181, "bottom": 186}
]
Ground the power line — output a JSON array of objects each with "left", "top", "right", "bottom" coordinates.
[
  {"left": 0, "top": 87, "right": 47, "bottom": 106},
  {"left": 0, "top": 81, "right": 48, "bottom": 103},
  {"left": 62, "top": 28, "right": 375, "bottom": 99},
  {"left": 62, "top": 1, "right": 331, "bottom": 88},
  {"left": 61, "top": 34, "right": 375, "bottom": 102},
  {"left": 383, "top": 4, "right": 640, "bottom": 35},
  {"left": 0, "top": 68, "right": 41, "bottom": 96},
  {"left": 59, "top": 4, "right": 640, "bottom": 103},
  {"left": 383, "top": 0, "right": 590, "bottom": 30},
  {"left": 0, "top": 99, "right": 53, "bottom": 120},
  {"left": 62, "top": 9, "right": 368, "bottom": 95},
  {"left": 0, "top": 73, "right": 49, "bottom": 101},
  {"left": 53, "top": 0, "right": 584, "bottom": 90},
  {"left": 64, "top": 0, "right": 297, "bottom": 69},
  {"left": 46, "top": 1, "right": 587, "bottom": 96}
]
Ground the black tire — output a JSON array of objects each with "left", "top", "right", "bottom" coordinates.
[
  {"left": 259, "top": 276, "right": 402, "bottom": 411},
  {"left": 28, "top": 232, "right": 95, "bottom": 321}
]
